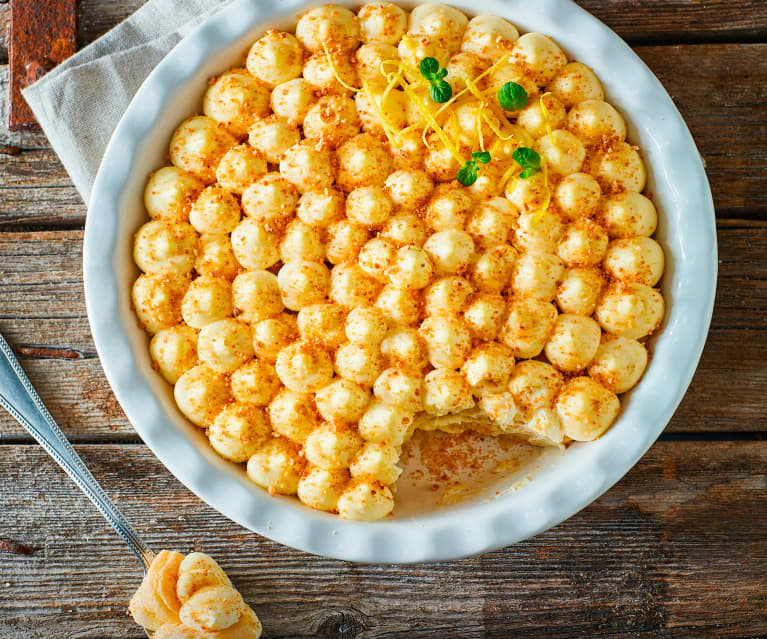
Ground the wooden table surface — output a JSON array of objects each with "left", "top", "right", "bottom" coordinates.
[{"left": 1, "top": 2, "right": 766, "bottom": 637}]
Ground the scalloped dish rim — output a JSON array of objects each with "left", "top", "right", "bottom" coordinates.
[{"left": 83, "top": 0, "right": 717, "bottom": 563}]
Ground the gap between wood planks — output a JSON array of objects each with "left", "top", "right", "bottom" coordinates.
[
  {"left": 0, "top": 212, "right": 764, "bottom": 235},
  {"left": 0, "top": 432, "right": 764, "bottom": 446}
]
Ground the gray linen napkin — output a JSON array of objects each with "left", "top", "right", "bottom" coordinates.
[{"left": 22, "top": 0, "right": 233, "bottom": 204}]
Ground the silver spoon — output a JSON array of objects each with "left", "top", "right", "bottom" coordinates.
[{"left": 0, "top": 333, "right": 154, "bottom": 637}]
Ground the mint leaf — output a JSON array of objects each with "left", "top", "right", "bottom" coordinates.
[
  {"left": 497, "top": 81, "right": 529, "bottom": 111},
  {"left": 420, "top": 58, "right": 453, "bottom": 103},
  {"left": 457, "top": 161, "right": 479, "bottom": 186},
  {"left": 512, "top": 147, "right": 541, "bottom": 178},
  {"left": 419, "top": 57, "right": 439, "bottom": 79},
  {"left": 471, "top": 150, "right": 491, "bottom": 164},
  {"left": 430, "top": 79, "right": 453, "bottom": 103}
]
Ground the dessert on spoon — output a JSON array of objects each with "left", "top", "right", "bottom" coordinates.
[{"left": 0, "top": 333, "right": 261, "bottom": 638}]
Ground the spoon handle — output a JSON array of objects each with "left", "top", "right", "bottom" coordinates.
[{"left": 0, "top": 333, "right": 154, "bottom": 570}]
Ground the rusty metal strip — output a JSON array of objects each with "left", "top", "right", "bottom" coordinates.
[{"left": 8, "top": 0, "right": 77, "bottom": 130}]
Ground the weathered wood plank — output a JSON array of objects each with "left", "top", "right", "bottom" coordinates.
[
  {"left": 0, "top": 221, "right": 762, "bottom": 344},
  {"left": 0, "top": 181, "right": 85, "bottom": 228},
  {"left": 0, "top": 7, "right": 8, "bottom": 66},
  {"left": 0, "top": 326, "right": 762, "bottom": 441},
  {"left": 636, "top": 44, "right": 767, "bottom": 214},
  {"left": 0, "top": 441, "right": 765, "bottom": 638},
  {"left": 0, "top": 222, "right": 764, "bottom": 439},
  {"left": 57, "top": 0, "right": 767, "bottom": 58},
  {"left": 2, "top": 0, "right": 765, "bottom": 64},
  {"left": 0, "top": 65, "right": 59, "bottom": 148},
  {"left": 579, "top": 0, "right": 767, "bottom": 43},
  {"left": 669, "top": 328, "right": 766, "bottom": 433},
  {"left": 2, "top": 42, "right": 766, "bottom": 227},
  {"left": 0, "top": 358, "right": 131, "bottom": 440},
  {"left": 0, "top": 68, "right": 84, "bottom": 222}
]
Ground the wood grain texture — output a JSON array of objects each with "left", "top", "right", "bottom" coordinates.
[
  {"left": 578, "top": 0, "right": 767, "bottom": 43},
  {"left": 2, "top": 42, "right": 766, "bottom": 227},
  {"left": 0, "top": 8, "right": 9, "bottom": 65},
  {"left": 0, "top": 66, "right": 53, "bottom": 148},
  {"left": 0, "top": 222, "right": 764, "bottom": 441},
  {"left": 1, "top": 0, "right": 766, "bottom": 63},
  {"left": 1, "top": 1, "right": 765, "bottom": 634},
  {"left": 0, "top": 442, "right": 765, "bottom": 638},
  {"left": 0, "top": 326, "right": 762, "bottom": 442},
  {"left": 39, "top": 0, "right": 767, "bottom": 61},
  {"left": 636, "top": 44, "right": 767, "bottom": 214}
]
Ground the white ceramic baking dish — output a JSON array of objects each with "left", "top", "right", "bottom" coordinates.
[{"left": 84, "top": 0, "right": 717, "bottom": 562}]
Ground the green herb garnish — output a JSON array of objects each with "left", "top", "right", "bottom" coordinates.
[
  {"left": 497, "top": 81, "right": 529, "bottom": 111},
  {"left": 457, "top": 150, "right": 492, "bottom": 186},
  {"left": 512, "top": 147, "right": 541, "bottom": 179},
  {"left": 419, "top": 57, "right": 453, "bottom": 103}
]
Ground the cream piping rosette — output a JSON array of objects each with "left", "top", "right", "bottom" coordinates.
[{"left": 132, "top": 2, "right": 665, "bottom": 522}]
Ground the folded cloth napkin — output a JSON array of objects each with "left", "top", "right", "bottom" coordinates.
[{"left": 22, "top": 0, "right": 233, "bottom": 204}]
